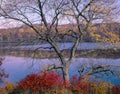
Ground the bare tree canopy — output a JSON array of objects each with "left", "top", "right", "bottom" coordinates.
[{"left": 0, "top": 0, "right": 119, "bottom": 81}]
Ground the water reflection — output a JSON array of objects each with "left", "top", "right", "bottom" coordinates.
[{"left": 0, "top": 56, "right": 120, "bottom": 86}]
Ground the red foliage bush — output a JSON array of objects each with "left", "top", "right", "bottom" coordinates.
[
  {"left": 17, "top": 71, "right": 120, "bottom": 94},
  {"left": 71, "top": 75, "right": 89, "bottom": 93},
  {"left": 17, "top": 71, "right": 64, "bottom": 91},
  {"left": 5, "top": 71, "right": 120, "bottom": 94},
  {"left": 17, "top": 73, "right": 40, "bottom": 90},
  {"left": 112, "top": 85, "right": 120, "bottom": 94}
]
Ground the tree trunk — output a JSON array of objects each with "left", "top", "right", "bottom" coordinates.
[
  {"left": 62, "top": 65, "right": 70, "bottom": 82},
  {"left": 62, "top": 61, "right": 70, "bottom": 83}
]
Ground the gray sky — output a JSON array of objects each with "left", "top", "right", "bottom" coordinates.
[{"left": 0, "top": 0, "right": 120, "bottom": 29}]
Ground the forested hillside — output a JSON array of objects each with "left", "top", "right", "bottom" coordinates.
[{"left": 0, "top": 23, "right": 120, "bottom": 43}]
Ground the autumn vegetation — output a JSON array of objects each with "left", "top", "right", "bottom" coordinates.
[
  {"left": 0, "top": 0, "right": 120, "bottom": 93},
  {"left": 0, "top": 70, "right": 120, "bottom": 94},
  {"left": 0, "top": 23, "right": 120, "bottom": 44}
]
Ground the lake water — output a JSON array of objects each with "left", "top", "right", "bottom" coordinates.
[
  {"left": 1, "top": 56, "right": 120, "bottom": 86},
  {"left": 0, "top": 42, "right": 120, "bottom": 86}
]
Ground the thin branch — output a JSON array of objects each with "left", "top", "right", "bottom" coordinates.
[
  {"left": 0, "top": 8, "right": 44, "bottom": 39},
  {"left": 24, "top": 5, "right": 41, "bottom": 15},
  {"left": 37, "top": 0, "right": 49, "bottom": 31},
  {"left": 46, "top": 64, "right": 63, "bottom": 71},
  {"left": 78, "top": 64, "right": 113, "bottom": 76},
  {"left": 69, "top": 36, "right": 80, "bottom": 61},
  {"left": 32, "top": 46, "right": 53, "bottom": 62},
  {"left": 81, "top": 0, "right": 93, "bottom": 13},
  {"left": 49, "top": 11, "right": 60, "bottom": 30},
  {"left": 41, "top": 0, "right": 47, "bottom": 8},
  {"left": 34, "top": 46, "right": 53, "bottom": 51},
  {"left": 15, "top": 37, "right": 38, "bottom": 46},
  {"left": 88, "top": 69, "right": 111, "bottom": 75}
]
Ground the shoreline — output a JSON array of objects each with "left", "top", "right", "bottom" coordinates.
[{"left": 0, "top": 49, "right": 120, "bottom": 59}]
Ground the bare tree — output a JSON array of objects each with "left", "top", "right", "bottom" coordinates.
[{"left": 0, "top": 0, "right": 117, "bottom": 82}]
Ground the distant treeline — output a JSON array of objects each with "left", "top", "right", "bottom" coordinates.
[{"left": 0, "top": 23, "right": 120, "bottom": 44}]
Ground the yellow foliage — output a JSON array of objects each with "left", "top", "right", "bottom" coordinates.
[
  {"left": 90, "top": 31, "right": 119, "bottom": 43},
  {"left": 0, "top": 82, "right": 15, "bottom": 94},
  {"left": 90, "top": 80, "right": 112, "bottom": 94},
  {"left": 5, "top": 81, "right": 14, "bottom": 90}
]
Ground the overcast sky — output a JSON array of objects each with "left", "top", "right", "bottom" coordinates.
[{"left": 0, "top": 0, "right": 120, "bottom": 29}]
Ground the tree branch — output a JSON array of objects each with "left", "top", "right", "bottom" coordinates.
[{"left": 46, "top": 64, "right": 63, "bottom": 71}]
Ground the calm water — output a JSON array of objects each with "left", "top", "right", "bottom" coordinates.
[
  {"left": 0, "top": 42, "right": 120, "bottom": 86},
  {"left": 1, "top": 56, "right": 120, "bottom": 86}
]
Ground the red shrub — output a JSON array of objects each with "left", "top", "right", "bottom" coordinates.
[
  {"left": 71, "top": 75, "right": 89, "bottom": 93},
  {"left": 17, "top": 73, "right": 40, "bottom": 90},
  {"left": 39, "top": 71, "right": 63, "bottom": 88},
  {"left": 17, "top": 71, "right": 64, "bottom": 91},
  {"left": 112, "top": 85, "right": 120, "bottom": 94}
]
